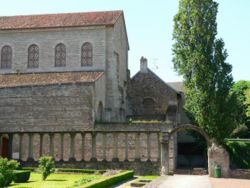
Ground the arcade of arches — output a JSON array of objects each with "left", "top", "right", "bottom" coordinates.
[{"left": 0, "top": 123, "right": 230, "bottom": 177}]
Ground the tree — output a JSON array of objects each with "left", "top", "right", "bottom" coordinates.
[
  {"left": 230, "top": 81, "right": 250, "bottom": 125},
  {"left": 172, "top": 0, "right": 236, "bottom": 143},
  {"left": 38, "top": 156, "right": 55, "bottom": 180},
  {"left": 245, "top": 88, "right": 250, "bottom": 118}
]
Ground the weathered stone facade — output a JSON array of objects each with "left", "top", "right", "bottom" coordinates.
[{"left": 128, "top": 57, "right": 180, "bottom": 121}]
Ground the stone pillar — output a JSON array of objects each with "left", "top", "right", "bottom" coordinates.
[
  {"left": 125, "top": 133, "right": 128, "bottom": 161},
  {"left": 81, "top": 133, "right": 85, "bottom": 161},
  {"left": 28, "top": 133, "right": 34, "bottom": 161},
  {"left": 19, "top": 134, "right": 23, "bottom": 161},
  {"left": 40, "top": 133, "right": 43, "bottom": 157},
  {"left": 112, "top": 133, "right": 118, "bottom": 161},
  {"left": 91, "top": 133, "right": 97, "bottom": 161},
  {"left": 208, "top": 143, "right": 230, "bottom": 178},
  {"left": 69, "top": 133, "right": 75, "bottom": 161},
  {"left": 60, "top": 133, "right": 64, "bottom": 161},
  {"left": 103, "top": 133, "right": 107, "bottom": 161},
  {"left": 8, "top": 134, "right": 13, "bottom": 159},
  {"left": 135, "top": 132, "right": 140, "bottom": 161},
  {"left": 147, "top": 133, "right": 151, "bottom": 161},
  {"left": 160, "top": 132, "right": 170, "bottom": 175},
  {"left": 49, "top": 133, "right": 54, "bottom": 158}
]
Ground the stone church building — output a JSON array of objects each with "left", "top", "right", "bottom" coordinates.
[{"left": 0, "top": 10, "right": 202, "bottom": 175}]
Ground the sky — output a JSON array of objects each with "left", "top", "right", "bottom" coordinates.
[{"left": 0, "top": 0, "right": 249, "bottom": 82}]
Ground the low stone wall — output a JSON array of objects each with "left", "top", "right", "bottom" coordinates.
[
  {"left": 230, "top": 169, "right": 250, "bottom": 179},
  {"left": 21, "top": 160, "right": 161, "bottom": 175}
]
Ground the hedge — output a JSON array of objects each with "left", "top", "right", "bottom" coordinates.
[
  {"left": 13, "top": 170, "right": 31, "bottom": 183},
  {"left": 225, "top": 140, "right": 250, "bottom": 169},
  {"left": 83, "top": 170, "right": 134, "bottom": 188},
  {"left": 56, "top": 168, "right": 106, "bottom": 174}
]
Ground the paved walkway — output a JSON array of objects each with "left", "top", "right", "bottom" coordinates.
[{"left": 156, "top": 175, "right": 211, "bottom": 188}]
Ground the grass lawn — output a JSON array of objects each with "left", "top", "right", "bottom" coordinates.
[{"left": 9, "top": 173, "right": 102, "bottom": 188}]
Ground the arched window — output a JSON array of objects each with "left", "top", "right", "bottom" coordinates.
[
  {"left": 28, "top": 44, "right": 39, "bottom": 68},
  {"left": 81, "top": 42, "right": 93, "bottom": 66},
  {"left": 143, "top": 98, "right": 155, "bottom": 114},
  {"left": 55, "top": 43, "right": 66, "bottom": 67},
  {"left": 1, "top": 45, "right": 12, "bottom": 69}
]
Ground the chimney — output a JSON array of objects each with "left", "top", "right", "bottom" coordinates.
[{"left": 140, "top": 56, "right": 148, "bottom": 73}]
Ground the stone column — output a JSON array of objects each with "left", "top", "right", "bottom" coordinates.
[
  {"left": 125, "top": 133, "right": 128, "bottom": 161},
  {"left": 49, "top": 133, "right": 54, "bottom": 158},
  {"left": 160, "top": 132, "right": 170, "bottom": 175},
  {"left": 81, "top": 133, "right": 85, "bottom": 161},
  {"left": 147, "top": 133, "right": 151, "bottom": 161},
  {"left": 112, "top": 133, "right": 118, "bottom": 161},
  {"left": 103, "top": 133, "right": 107, "bottom": 160},
  {"left": 8, "top": 134, "right": 13, "bottom": 159},
  {"left": 135, "top": 133, "right": 140, "bottom": 161},
  {"left": 19, "top": 133, "right": 23, "bottom": 161},
  {"left": 40, "top": 133, "right": 43, "bottom": 157},
  {"left": 60, "top": 133, "right": 64, "bottom": 161},
  {"left": 69, "top": 133, "right": 75, "bottom": 161},
  {"left": 28, "top": 133, "right": 33, "bottom": 161},
  {"left": 91, "top": 133, "right": 97, "bottom": 161}
]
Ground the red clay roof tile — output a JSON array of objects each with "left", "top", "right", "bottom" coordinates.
[
  {"left": 0, "top": 71, "right": 104, "bottom": 88},
  {"left": 0, "top": 10, "right": 122, "bottom": 30}
]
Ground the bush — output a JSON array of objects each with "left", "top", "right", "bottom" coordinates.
[
  {"left": 0, "top": 157, "right": 19, "bottom": 187},
  {"left": 38, "top": 156, "right": 55, "bottom": 180},
  {"left": 56, "top": 168, "right": 105, "bottom": 174},
  {"left": 84, "top": 170, "right": 134, "bottom": 188},
  {"left": 13, "top": 170, "right": 30, "bottom": 183},
  {"left": 225, "top": 140, "right": 250, "bottom": 169}
]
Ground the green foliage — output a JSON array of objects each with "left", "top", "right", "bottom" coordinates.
[
  {"left": 13, "top": 170, "right": 31, "bottom": 183},
  {"left": 172, "top": 0, "right": 236, "bottom": 143},
  {"left": 245, "top": 88, "right": 250, "bottom": 118},
  {"left": 73, "top": 175, "right": 99, "bottom": 187},
  {"left": 231, "top": 81, "right": 250, "bottom": 125},
  {"left": 225, "top": 140, "right": 250, "bottom": 169},
  {"left": 38, "top": 156, "right": 55, "bottom": 180},
  {"left": 84, "top": 170, "right": 134, "bottom": 188},
  {"left": 0, "top": 157, "right": 19, "bottom": 187},
  {"left": 230, "top": 125, "right": 250, "bottom": 138},
  {"left": 56, "top": 168, "right": 105, "bottom": 174}
]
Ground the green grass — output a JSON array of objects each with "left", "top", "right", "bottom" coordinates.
[
  {"left": 137, "top": 175, "right": 159, "bottom": 180},
  {"left": 9, "top": 173, "right": 102, "bottom": 188}
]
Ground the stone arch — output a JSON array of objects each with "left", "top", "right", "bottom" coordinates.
[
  {"left": 160, "top": 124, "right": 211, "bottom": 175},
  {"left": 170, "top": 124, "right": 211, "bottom": 146}
]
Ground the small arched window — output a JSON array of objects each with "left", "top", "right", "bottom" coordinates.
[
  {"left": 1, "top": 45, "right": 12, "bottom": 69},
  {"left": 55, "top": 43, "right": 66, "bottom": 67},
  {"left": 143, "top": 98, "right": 155, "bottom": 114},
  {"left": 81, "top": 42, "right": 93, "bottom": 66},
  {"left": 28, "top": 44, "right": 39, "bottom": 68}
]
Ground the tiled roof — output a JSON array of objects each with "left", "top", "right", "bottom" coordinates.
[
  {"left": 0, "top": 71, "right": 104, "bottom": 88},
  {"left": 167, "top": 82, "right": 183, "bottom": 92},
  {"left": 0, "top": 10, "right": 122, "bottom": 30}
]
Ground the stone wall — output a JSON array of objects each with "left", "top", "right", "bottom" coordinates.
[
  {"left": 230, "top": 169, "right": 250, "bottom": 179},
  {"left": 0, "top": 26, "right": 106, "bottom": 73},
  {"left": 0, "top": 83, "right": 94, "bottom": 132},
  {"left": 128, "top": 69, "right": 178, "bottom": 120},
  {"left": 208, "top": 143, "right": 230, "bottom": 178}
]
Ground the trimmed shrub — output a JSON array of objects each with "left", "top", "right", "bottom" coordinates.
[
  {"left": 21, "top": 167, "right": 36, "bottom": 172},
  {"left": 0, "top": 157, "right": 19, "bottom": 187},
  {"left": 13, "top": 170, "right": 31, "bottom": 183},
  {"left": 84, "top": 170, "right": 134, "bottom": 188},
  {"left": 38, "top": 156, "right": 55, "bottom": 180},
  {"left": 225, "top": 140, "right": 250, "bottom": 169},
  {"left": 56, "top": 168, "right": 106, "bottom": 174}
]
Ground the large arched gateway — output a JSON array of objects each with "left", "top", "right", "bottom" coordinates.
[{"left": 160, "top": 124, "right": 212, "bottom": 175}]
